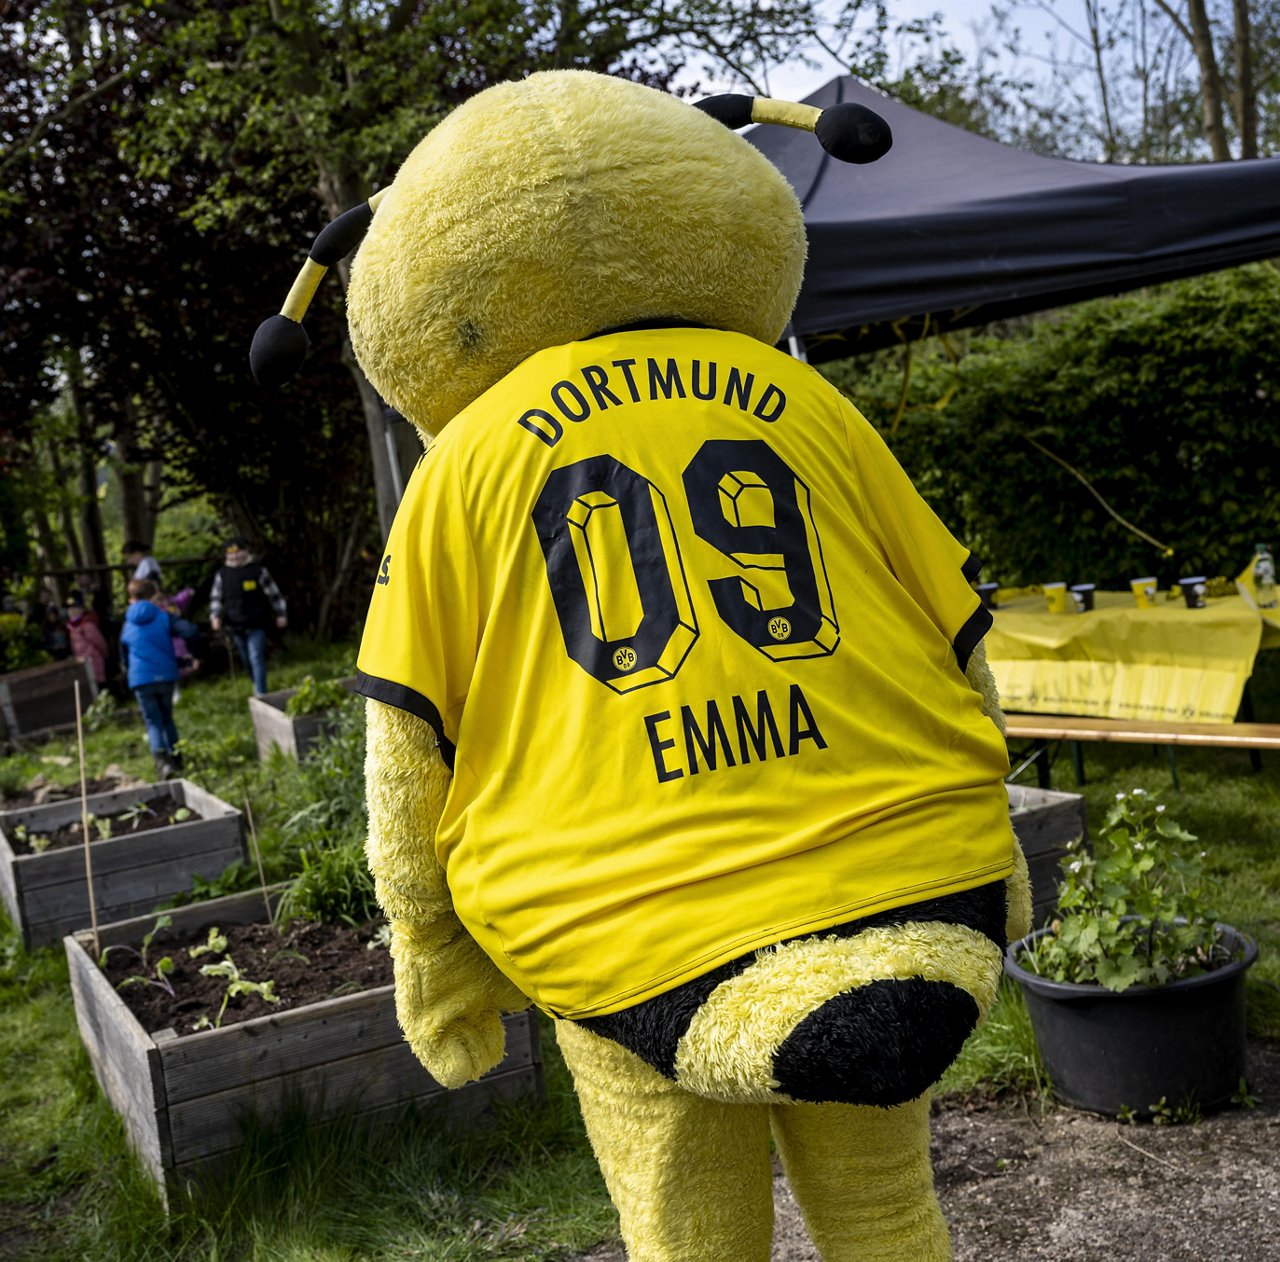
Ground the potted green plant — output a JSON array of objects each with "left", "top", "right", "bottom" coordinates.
[{"left": 1005, "top": 787, "right": 1258, "bottom": 1118}]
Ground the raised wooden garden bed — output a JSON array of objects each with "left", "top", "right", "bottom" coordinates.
[
  {"left": 1006, "top": 783, "right": 1089, "bottom": 924},
  {"left": 0, "top": 657, "right": 97, "bottom": 744},
  {"left": 248, "top": 676, "right": 357, "bottom": 761},
  {"left": 0, "top": 780, "right": 245, "bottom": 949},
  {"left": 65, "top": 889, "right": 544, "bottom": 1201}
]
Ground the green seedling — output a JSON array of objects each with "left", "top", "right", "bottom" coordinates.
[
  {"left": 101, "top": 914, "right": 176, "bottom": 996},
  {"left": 118, "top": 801, "right": 156, "bottom": 830},
  {"left": 173, "top": 807, "right": 193, "bottom": 822},
  {"left": 91, "top": 813, "right": 112, "bottom": 841},
  {"left": 13, "top": 824, "right": 52, "bottom": 854},
  {"left": 367, "top": 923, "right": 393, "bottom": 951},
  {"left": 1231, "top": 1077, "right": 1261, "bottom": 1110},
  {"left": 188, "top": 926, "right": 229, "bottom": 959},
  {"left": 199, "top": 956, "right": 280, "bottom": 1028}
]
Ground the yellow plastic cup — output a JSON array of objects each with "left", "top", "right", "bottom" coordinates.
[
  {"left": 1043, "top": 581, "right": 1069, "bottom": 614},
  {"left": 1130, "top": 576, "right": 1158, "bottom": 608}
]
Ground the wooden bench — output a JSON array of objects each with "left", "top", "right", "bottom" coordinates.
[{"left": 1003, "top": 713, "right": 1280, "bottom": 790}]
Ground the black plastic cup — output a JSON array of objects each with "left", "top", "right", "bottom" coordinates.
[
  {"left": 1179, "top": 576, "right": 1207, "bottom": 609},
  {"left": 1069, "top": 583, "right": 1096, "bottom": 613},
  {"left": 976, "top": 582, "right": 999, "bottom": 610}
]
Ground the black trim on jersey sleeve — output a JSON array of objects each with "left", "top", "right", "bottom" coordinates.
[
  {"left": 961, "top": 551, "right": 982, "bottom": 583},
  {"left": 354, "top": 671, "right": 457, "bottom": 770},
  {"left": 952, "top": 605, "right": 992, "bottom": 674}
]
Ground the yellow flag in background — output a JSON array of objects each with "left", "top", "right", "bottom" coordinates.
[{"left": 1236, "top": 554, "right": 1261, "bottom": 609}]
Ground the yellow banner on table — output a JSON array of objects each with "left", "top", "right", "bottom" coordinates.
[{"left": 985, "top": 591, "right": 1265, "bottom": 724}]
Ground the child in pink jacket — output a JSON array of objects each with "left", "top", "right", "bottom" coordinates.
[{"left": 65, "top": 593, "right": 109, "bottom": 685}]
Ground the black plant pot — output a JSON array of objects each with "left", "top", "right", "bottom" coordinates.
[{"left": 1005, "top": 924, "right": 1258, "bottom": 1117}]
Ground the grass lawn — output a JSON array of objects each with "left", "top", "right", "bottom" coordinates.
[{"left": 1, "top": 640, "right": 1276, "bottom": 1259}]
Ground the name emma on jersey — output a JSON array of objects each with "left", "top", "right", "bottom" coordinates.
[
  {"left": 644, "top": 683, "right": 826, "bottom": 784},
  {"left": 517, "top": 355, "right": 786, "bottom": 447}
]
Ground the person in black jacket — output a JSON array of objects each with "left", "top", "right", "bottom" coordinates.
[{"left": 208, "top": 538, "right": 288, "bottom": 695}]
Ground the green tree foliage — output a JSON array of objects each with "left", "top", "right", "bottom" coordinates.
[
  {"left": 824, "top": 264, "right": 1280, "bottom": 590},
  {"left": 1, "top": 1, "right": 381, "bottom": 627}
]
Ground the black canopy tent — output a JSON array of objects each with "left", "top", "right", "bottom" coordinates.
[{"left": 746, "top": 76, "right": 1280, "bottom": 363}]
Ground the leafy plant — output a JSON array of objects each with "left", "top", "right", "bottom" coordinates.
[
  {"left": 277, "top": 838, "right": 378, "bottom": 928},
  {"left": 196, "top": 956, "right": 280, "bottom": 1029},
  {"left": 188, "top": 926, "right": 229, "bottom": 959},
  {"left": 82, "top": 689, "right": 118, "bottom": 732},
  {"left": 11, "top": 823, "right": 51, "bottom": 854},
  {"left": 101, "top": 915, "right": 177, "bottom": 996},
  {"left": 0, "top": 611, "right": 50, "bottom": 672},
  {"left": 1018, "top": 788, "right": 1236, "bottom": 991},
  {"left": 117, "top": 801, "right": 156, "bottom": 830},
  {"left": 284, "top": 674, "right": 353, "bottom": 717}
]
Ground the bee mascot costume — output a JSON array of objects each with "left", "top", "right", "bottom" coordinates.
[{"left": 252, "top": 70, "right": 1030, "bottom": 1261}]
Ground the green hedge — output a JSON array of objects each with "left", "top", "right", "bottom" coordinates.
[{"left": 821, "top": 264, "right": 1280, "bottom": 590}]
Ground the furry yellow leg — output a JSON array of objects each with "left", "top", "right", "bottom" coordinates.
[
  {"left": 770, "top": 1094, "right": 951, "bottom": 1261},
  {"left": 555, "top": 1021, "right": 775, "bottom": 1262}
]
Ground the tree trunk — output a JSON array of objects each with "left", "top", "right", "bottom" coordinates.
[
  {"left": 1185, "top": 0, "right": 1233, "bottom": 160},
  {"left": 315, "top": 499, "right": 369, "bottom": 638},
  {"left": 1232, "top": 0, "right": 1257, "bottom": 159},
  {"left": 44, "top": 439, "right": 86, "bottom": 575},
  {"left": 30, "top": 505, "right": 66, "bottom": 604}
]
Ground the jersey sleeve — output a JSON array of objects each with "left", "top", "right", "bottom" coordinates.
[
  {"left": 839, "top": 398, "right": 990, "bottom": 671},
  {"left": 355, "top": 441, "right": 478, "bottom": 769}
]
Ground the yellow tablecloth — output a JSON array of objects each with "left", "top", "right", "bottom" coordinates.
[{"left": 986, "top": 590, "right": 1279, "bottom": 724}]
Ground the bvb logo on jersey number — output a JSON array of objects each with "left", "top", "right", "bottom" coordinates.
[{"left": 534, "top": 438, "right": 839, "bottom": 694}]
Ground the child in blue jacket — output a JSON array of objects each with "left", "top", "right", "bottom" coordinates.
[{"left": 120, "top": 578, "right": 187, "bottom": 779}]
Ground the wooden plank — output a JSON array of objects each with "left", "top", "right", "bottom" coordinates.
[
  {"left": 0, "top": 830, "right": 24, "bottom": 929},
  {"left": 17, "top": 817, "right": 243, "bottom": 889},
  {"left": 173, "top": 780, "right": 240, "bottom": 823},
  {"left": 160, "top": 995, "right": 534, "bottom": 1101},
  {"left": 0, "top": 659, "right": 96, "bottom": 740},
  {"left": 64, "top": 933, "right": 167, "bottom": 1184},
  {"left": 1004, "top": 714, "right": 1280, "bottom": 748},
  {"left": 75, "top": 887, "right": 288, "bottom": 951},
  {"left": 165, "top": 1060, "right": 542, "bottom": 1194},
  {"left": 165, "top": 1021, "right": 539, "bottom": 1162},
  {"left": 21, "top": 841, "right": 247, "bottom": 944}
]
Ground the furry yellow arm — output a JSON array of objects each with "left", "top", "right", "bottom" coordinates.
[
  {"left": 364, "top": 698, "right": 529, "bottom": 1088},
  {"left": 964, "top": 641, "right": 1033, "bottom": 943}
]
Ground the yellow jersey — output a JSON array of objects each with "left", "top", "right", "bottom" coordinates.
[{"left": 357, "top": 327, "right": 1014, "bottom": 1018}]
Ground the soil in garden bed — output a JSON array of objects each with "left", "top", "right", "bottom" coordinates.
[
  {"left": 98, "top": 916, "right": 393, "bottom": 1035},
  {"left": 10, "top": 796, "right": 196, "bottom": 855},
  {"left": 2, "top": 771, "right": 145, "bottom": 811}
]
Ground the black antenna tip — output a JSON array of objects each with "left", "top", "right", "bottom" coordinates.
[
  {"left": 250, "top": 315, "right": 311, "bottom": 386},
  {"left": 815, "top": 103, "right": 893, "bottom": 164},
  {"left": 693, "top": 94, "right": 755, "bottom": 131}
]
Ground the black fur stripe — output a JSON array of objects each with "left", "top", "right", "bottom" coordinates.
[{"left": 574, "top": 881, "right": 1007, "bottom": 1079}]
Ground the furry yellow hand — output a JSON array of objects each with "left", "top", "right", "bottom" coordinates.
[
  {"left": 1005, "top": 836, "right": 1033, "bottom": 944},
  {"left": 390, "top": 919, "right": 527, "bottom": 1087},
  {"left": 365, "top": 698, "right": 530, "bottom": 1087}
]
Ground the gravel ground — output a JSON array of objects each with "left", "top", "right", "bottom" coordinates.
[{"left": 575, "top": 1040, "right": 1280, "bottom": 1261}]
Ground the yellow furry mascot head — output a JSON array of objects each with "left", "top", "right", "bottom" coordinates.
[{"left": 348, "top": 72, "right": 806, "bottom": 435}]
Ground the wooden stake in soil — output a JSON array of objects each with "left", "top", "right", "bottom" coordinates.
[
  {"left": 74, "top": 679, "right": 101, "bottom": 958},
  {"left": 243, "top": 796, "right": 274, "bottom": 931}
]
